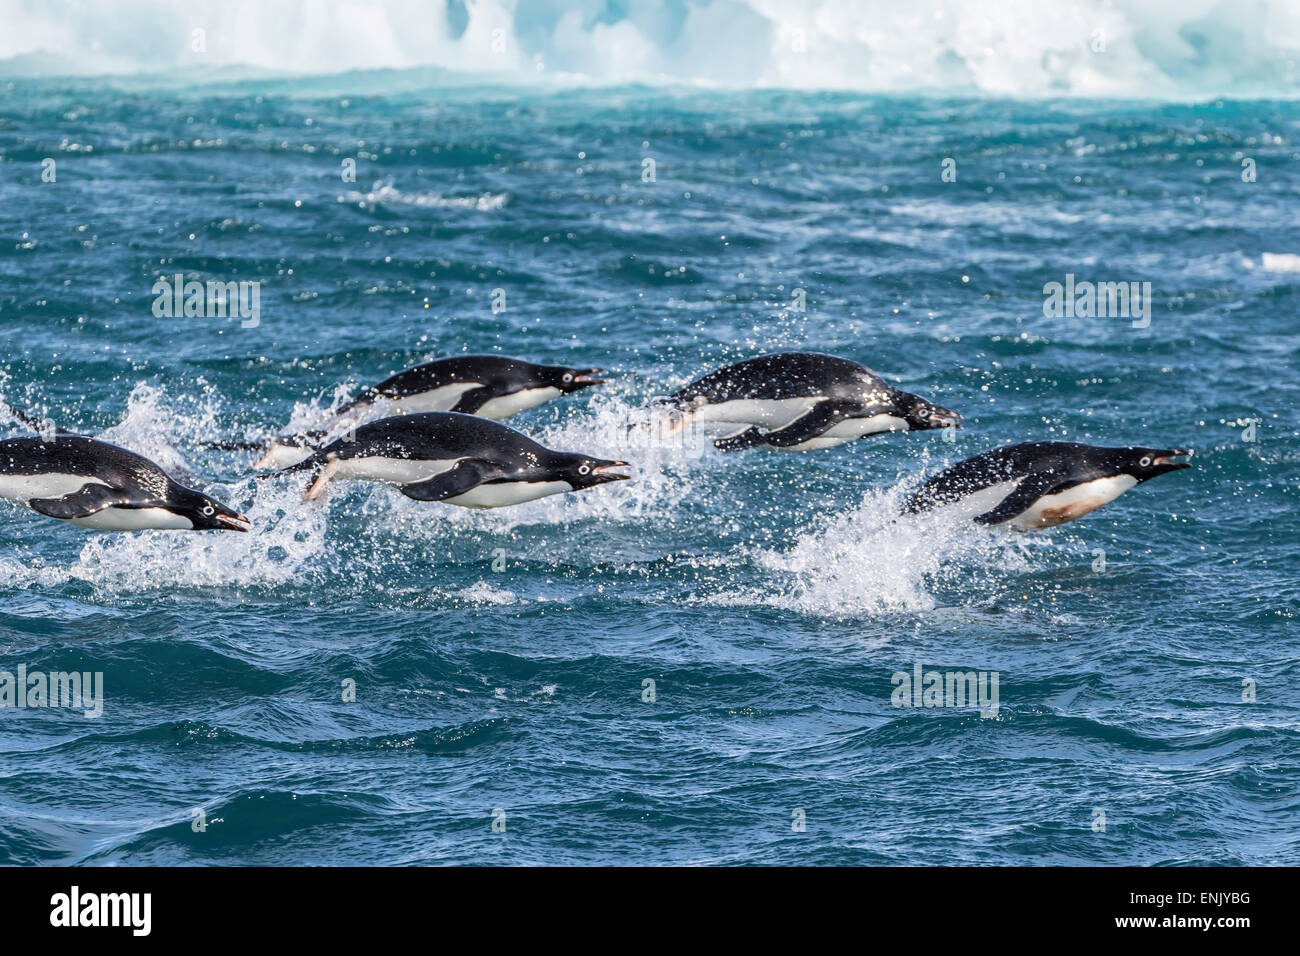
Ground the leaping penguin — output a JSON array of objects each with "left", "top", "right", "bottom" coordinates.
[
  {"left": 273, "top": 411, "right": 630, "bottom": 508},
  {"left": 0, "top": 435, "right": 251, "bottom": 531},
  {"left": 657, "top": 352, "right": 962, "bottom": 451},
  {"left": 248, "top": 355, "right": 606, "bottom": 468},
  {"left": 904, "top": 441, "right": 1192, "bottom": 530}
]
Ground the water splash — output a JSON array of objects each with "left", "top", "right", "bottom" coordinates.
[
  {"left": 96, "top": 382, "right": 223, "bottom": 481},
  {"left": 723, "top": 483, "right": 1046, "bottom": 616}
]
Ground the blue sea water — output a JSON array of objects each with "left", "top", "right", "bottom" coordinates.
[{"left": 0, "top": 74, "right": 1297, "bottom": 865}]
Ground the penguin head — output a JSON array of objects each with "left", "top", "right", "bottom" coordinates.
[
  {"left": 901, "top": 394, "right": 963, "bottom": 431},
  {"left": 549, "top": 366, "right": 606, "bottom": 394},
  {"left": 560, "top": 455, "right": 631, "bottom": 490},
  {"left": 171, "top": 487, "right": 252, "bottom": 532},
  {"left": 1119, "top": 447, "right": 1192, "bottom": 482}
]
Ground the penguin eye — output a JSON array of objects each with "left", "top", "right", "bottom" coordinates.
[
  {"left": 917, "top": 408, "right": 930, "bottom": 419},
  {"left": 201, "top": 504, "right": 215, "bottom": 516},
  {"left": 562, "top": 372, "right": 574, "bottom": 383},
  {"left": 1139, "top": 456, "right": 1152, "bottom": 468},
  {"left": 578, "top": 464, "right": 591, "bottom": 475}
]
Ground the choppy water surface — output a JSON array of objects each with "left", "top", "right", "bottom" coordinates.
[{"left": 0, "top": 77, "right": 1297, "bottom": 864}]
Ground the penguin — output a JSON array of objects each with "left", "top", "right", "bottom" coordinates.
[
  {"left": 248, "top": 355, "right": 606, "bottom": 468},
  {"left": 274, "top": 411, "right": 630, "bottom": 508},
  {"left": 0, "top": 435, "right": 251, "bottom": 531},
  {"left": 657, "top": 352, "right": 962, "bottom": 451},
  {"left": 904, "top": 441, "right": 1192, "bottom": 530}
]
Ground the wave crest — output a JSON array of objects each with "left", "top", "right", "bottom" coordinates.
[{"left": 3, "top": 0, "right": 1299, "bottom": 98}]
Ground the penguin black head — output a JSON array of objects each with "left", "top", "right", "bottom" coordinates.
[
  {"left": 549, "top": 366, "right": 606, "bottom": 394},
  {"left": 559, "top": 455, "right": 631, "bottom": 490},
  {"left": 171, "top": 486, "right": 252, "bottom": 532},
  {"left": 1116, "top": 447, "right": 1193, "bottom": 482},
  {"left": 901, "top": 394, "right": 963, "bottom": 431}
]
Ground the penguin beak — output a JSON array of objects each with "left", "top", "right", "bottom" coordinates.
[
  {"left": 216, "top": 512, "right": 252, "bottom": 532},
  {"left": 928, "top": 407, "right": 963, "bottom": 429},
  {"left": 1152, "top": 450, "right": 1192, "bottom": 472},
  {"left": 591, "top": 460, "right": 631, "bottom": 483},
  {"left": 569, "top": 369, "right": 606, "bottom": 389}
]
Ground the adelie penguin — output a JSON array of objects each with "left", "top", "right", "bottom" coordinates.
[
  {"left": 248, "top": 355, "right": 606, "bottom": 469},
  {"left": 0, "top": 435, "right": 251, "bottom": 532},
  {"left": 655, "top": 352, "right": 962, "bottom": 451},
  {"left": 273, "top": 411, "right": 630, "bottom": 508},
  {"left": 904, "top": 441, "right": 1192, "bottom": 530}
]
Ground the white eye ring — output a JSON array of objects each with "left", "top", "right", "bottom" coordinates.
[
  {"left": 562, "top": 373, "right": 574, "bottom": 383},
  {"left": 918, "top": 408, "right": 930, "bottom": 419},
  {"left": 201, "top": 505, "right": 215, "bottom": 516},
  {"left": 578, "top": 464, "right": 591, "bottom": 475},
  {"left": 1139, "top": 456, "right": 1152, "bottom": 467}
]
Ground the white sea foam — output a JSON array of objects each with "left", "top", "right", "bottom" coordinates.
[
  {"left": 345, "top": 182, "right": 510, "bottom": 211},
  {"left": 456, "top": 581, "right": 518, "bottom": 605},
  {"left": 1257, "top": 252, "right": 1300, "bottom": 273}
]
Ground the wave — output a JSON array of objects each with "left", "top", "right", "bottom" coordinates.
[{"left": 3, "top": 0, "right": 1300, "bottom": 98}]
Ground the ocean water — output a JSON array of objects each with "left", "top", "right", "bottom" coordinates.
[{"left": 1, "top": 69, "right": 1298, "bottom": 865}]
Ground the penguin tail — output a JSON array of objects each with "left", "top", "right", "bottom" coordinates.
[
  {"left": 248, "top": 452, "right": 325, "bottom": 486},
  {"left": 0, "top": 399, "right": 70, "bottom": 435},
  {"left": 199, "top": 439, "right": 265, "bottom": 452},
  {"left": 204, "top": 427, "right": 331, "bottom": 452},
  {"left": 625, "top": 395, "right": 687, "bottom": 435},
  {"left": 273, "top": 451, "right": 329, "bottom": 477}
]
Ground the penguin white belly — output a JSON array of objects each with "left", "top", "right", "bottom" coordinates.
[
  {"left": 922, "top": 481, "right": 1022, "bottom": 523},
  {"left": 850, "top": 413, "right": 909, "bottom": 436},
  {"left": 0, "top": 473, "right": 103, "bottom": 502},
  {"left": 693, "top": 397, "right": 820, "bottom": 427},
  {"left": 443, "top": 480, "right": 572, "bottom": 509},
  {"left": 389, "top": 382, "right": 481, "bottom": 413},
  {"left": 778, "top": 413, "right": 910, "bottom": 451},
  {"left": 1011, "top": 475, "right": 1137, "bottom": 530},
  {"left": 70, "top": 507, "right": 193, "bottom": 531},
  {"left": 335, "top": 456, "right": 463, "bottom": 484},
  {"left": 474, "top": 386, "right": 562, "bottom": 420},
  {"left": 257, "top": 443, "right": 316, "bottom": 469}
]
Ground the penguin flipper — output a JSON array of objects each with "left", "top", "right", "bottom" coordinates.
[
  {"left": 29, "top": 483, "right": 135, "bottom": 519},
  {"left": 449, "top": 387, "right": 494, "bottom": 415},
  {"left": 722, "top": 401, "right": 849, "bottom": 451},
  {"left": 761, "top": 402, "right": 850, "bottom": 447},
  {"left": 400, "top": 461, "right": 490, "bottom": 502},
  {"left": 973, "top": 473, "right": 1062, "bottom": 525},
  {"left": 713, "top": 426, "right": 767, "bottom": 451}
]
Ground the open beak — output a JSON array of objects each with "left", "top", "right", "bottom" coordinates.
[
  {"left": 570, "top": 369, "right": 606, "bottom": 387},
  {"left": 217, "top": 512, "right": 253, "bottom": 532},
  {"left": 1154, "top": 450, "right": 1193, "bottom": 470},
  {"left": 930, "top": 407, "right": 963, "bottom": 429},
  {"left": 594, "top": 460, "right": 632, "bottom": 481}
]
